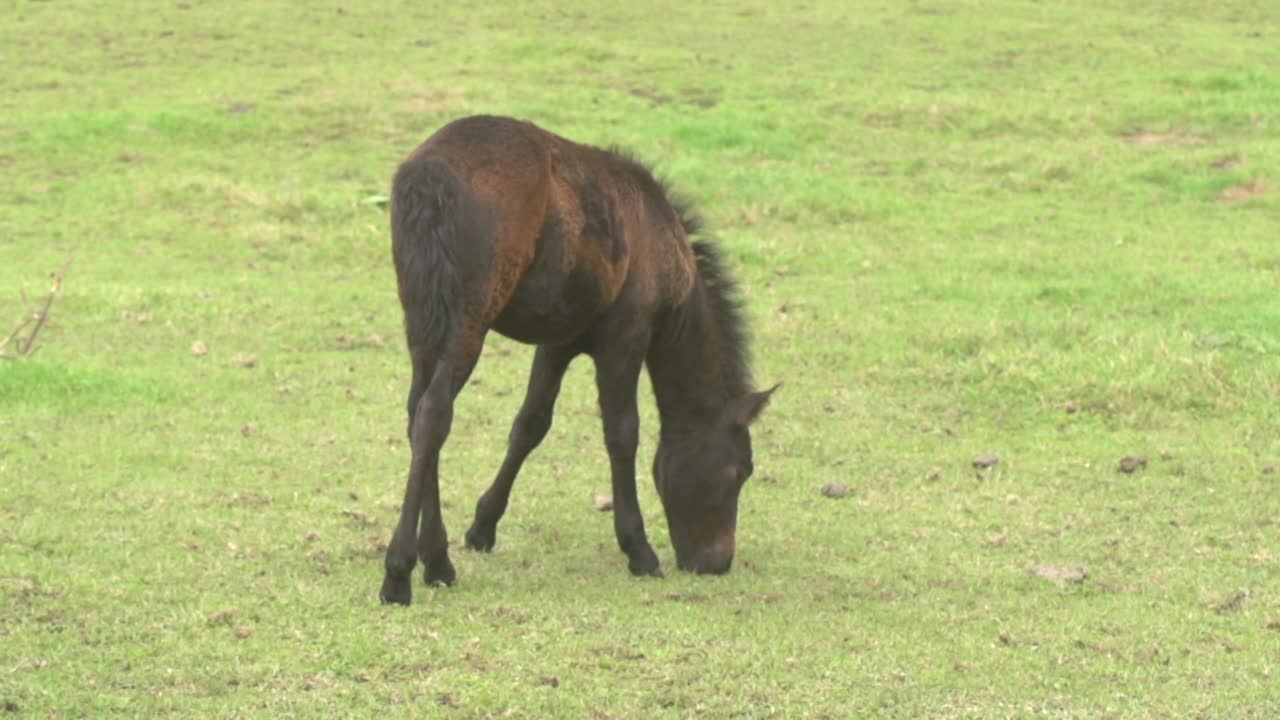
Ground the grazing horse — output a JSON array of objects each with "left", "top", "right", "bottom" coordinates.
[{"left": 380, "top": 115, "right": 776, "bottom": 605}]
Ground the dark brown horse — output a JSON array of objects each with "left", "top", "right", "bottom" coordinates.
[{"left": 379, "top": 115, "right": 776, "bottom": 605}]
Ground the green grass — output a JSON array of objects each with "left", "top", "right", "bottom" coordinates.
[{"left": 3, "top": 1, "right": 1279, "bottom": 717}]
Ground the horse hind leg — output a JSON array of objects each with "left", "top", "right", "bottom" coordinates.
[
  {"left": 465, "top": 343, "right": 577, "bottom": 552},
  {"left": 380, "top": 329, "right": 486, "bottom": 605},
  {"left": 381, "top": 343, "right": 441, "bottom": 605},
  {"left": 414, "top": 332, "right": 486, "bottom": 588}
]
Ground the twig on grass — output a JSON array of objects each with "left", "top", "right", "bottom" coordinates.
[{"left": 1, "top": 260, "right": 72, "bottom": 359}]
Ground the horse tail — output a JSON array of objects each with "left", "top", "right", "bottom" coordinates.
[{"left": 390, "top": 157, "right": 465, "bottom": 356}]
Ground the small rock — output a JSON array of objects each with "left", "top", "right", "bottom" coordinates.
[
  {"left": 593, "top": 495, "right": 613, "bottom": 512},
  {"left": 1117, "top": 455, "right": 1148, "bottom": 473},
  {"left": 820, "top": 482, "right": 851, "bottom": 499},
  {"left": 1064, "top": 401, "right": 1079, "bottom": 414},
  {"left": 1030, "top": 564, "right": 1087, "bottom": 585},
  {"left": 190, "top": 340, "right": 208, "bottom": 357},
  {"left": 973, "top": 453, "right": 1000, "bottom": 469}
]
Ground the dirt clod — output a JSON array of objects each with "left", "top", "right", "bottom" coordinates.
[
  {"left": 1214, "top": 591, "right": 1249, "bottom": 615},
  {"left": 820, "top": 482, "right": 851, "bottom": 499},
  {"left": 341, "top": 509, "right": 374, "bottom": 526},
  {"left": 207, "top": 609, "right": 235, "bottom": 626},
  {"left": 593, "top": 495, "right": 613, "bottom": 512},
  {"left": 1117, "top": 455, "right": 1148, "bottom": 473},
  {"left": 973, "top": 453, "right": 1000, "bottom": 469},
  {"left": 190, "top": 340, "right": 208, "bottom": 357}
]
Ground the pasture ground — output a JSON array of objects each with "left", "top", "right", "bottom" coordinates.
[{"left": 2, "top": 1, "right": 1278, "bottom": 717}]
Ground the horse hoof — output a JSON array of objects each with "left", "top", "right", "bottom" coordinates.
[
  {"left": 380, "top": 576, "right": 412, "bottom": 606},
  {"left": 424, "top": 558, "right": 457, "bottom": 587},
  {"left": 627, "top": 550, "right": 663, "bottom": 579},
  {"left": 464, "top": 526, "right": 496, "bottom": 552}
]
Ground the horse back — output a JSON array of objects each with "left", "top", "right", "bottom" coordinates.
[{"left": 394, "top": 115, "right": 696, "bottom": 346}]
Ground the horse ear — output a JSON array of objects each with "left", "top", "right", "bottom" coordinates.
[{"left": 727, "top": 383, "right": 780, "bottom": 429}]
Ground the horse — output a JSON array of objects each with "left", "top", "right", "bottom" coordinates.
[{"left": 379, "top": 115, "right": 777, "bottom": 605}]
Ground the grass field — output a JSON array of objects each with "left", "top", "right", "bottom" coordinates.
[{"left": 3, "top": 1, "right": 1279, "bottom": 717}]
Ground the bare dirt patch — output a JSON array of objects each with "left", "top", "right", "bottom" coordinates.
[
  {"left": 1030, "top": 564, "right": 1087, "bottom": 585},
  {"left": 1217, "top": 178, "right": 1270, "bottom": 203},
  {"left": 404, "top": 89, "right": 465, "bottom": 113},
  {"left": 1119, "top": 131, "right": 1209, "bottom": 146},
  {"left": 1210, "top": 154, "right": 1245, "bottom": 170}
]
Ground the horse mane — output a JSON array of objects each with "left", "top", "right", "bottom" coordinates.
[
  {"left": 688, "top": 238, "right": 753, "bottom": 399},
  {"left": 603, "top": 147, "right": 754, "bottom": 400}
]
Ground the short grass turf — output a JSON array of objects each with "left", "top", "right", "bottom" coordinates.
[{"left": 2, "top": 1, "right": 1279, "bottom": 717}]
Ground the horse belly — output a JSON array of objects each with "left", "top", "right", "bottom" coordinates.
[{"left": 492, "top": 268, "right": 611, "bottom": 345}]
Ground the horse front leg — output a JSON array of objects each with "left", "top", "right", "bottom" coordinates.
[
  {"left": 465, "top": 343, "right": 577, "bottom": 552},
  {"left": 593, "top": 337, "right": 662, "bottom": 578}
]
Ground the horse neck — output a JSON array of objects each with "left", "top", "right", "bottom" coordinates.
[{"left": 646, "top": 276, "right": 746, "bottom": 439}]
